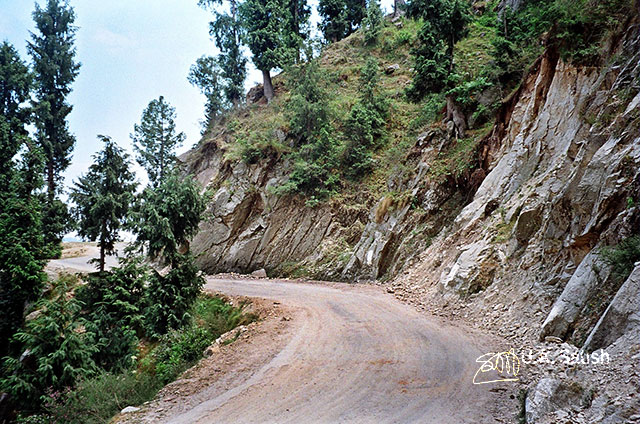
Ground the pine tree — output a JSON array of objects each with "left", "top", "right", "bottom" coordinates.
[
  {"left": 240, "top": 0, "right": 293, "bottom": 102},
  {"left": 318, "top": 0, "right": 350, "bottom": 42},
  {"left": 189, "top": 56, "right": 227, "bottom": 130},
  {"left": 285, "top": 0, "right": 311, "bottom": 62},
  {"left": 405, "top": 0, "right": 471, "bottom": 100},
  {"left": 198, "top": 0, "right": 248, "bottom": 106},
  {"left": 129, "top": 172, "right": 206, "bottom": 335},
  {"left": 28, "top": 0, "right": 80, "bottom": 253},
  {"left": 342, "top": 57, "right": 388, "bottom": 179},
  {"left": 70, "top": 136, "right": 137, "bottom": 272},
  {"left": 363, "top": 0, "right": 383, "bottom": 46},
  {"left": 318, "top": 0, "right": 366, "bottom": 43},
  {"left": 131, "top": 96, "right": 186, "bottom": 186},
  {"left": 1, "top": 277, "right": 97, "bottom": 409},
  {"left": 0, "top": 42, "right": 47, "bottom": 357},
  {"left": 130, "top": 172, "right": 205, "bottom": 267},
  {"left": 280, "top": 60, "right": 339, "bottom": 199}
]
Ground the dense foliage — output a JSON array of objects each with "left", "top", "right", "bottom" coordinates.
[
  {"left": 70, "top": 136, "right": 137, "bottom": 271},
  {"left": 76, "top": 258, "right": 149, "bottom": 371},
  {"left": 405, "top": 0, "right": 471, "bottom": 100},
  {"left": 318, "top": 0, "right": 366, "bottom": 42},
  {"left": 188, "top": 55, "right": 228, "bottom": 129},
  {"left": 131, "top": 96, "right": 186, "bottom": 186},
  {"left": 342, "top": 57, "right": 388, "bottom": 179},
  {"left": 28, "top": 0, "right": 80, "bottom": 254},
  {"left": 279, "top": 59, "right": 339, "bottom": 201},
  {"left": 1, "top": 276, "right": 97, "bottom": 411},
  {"left": 0, "top": 41, "right": 47, "bottom": 357},
  {"left": 129, "top": 172, "right": 206, "bottom": 266}
]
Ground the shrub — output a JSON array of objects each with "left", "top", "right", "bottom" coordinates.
[
  {"left": 46, "top": 371, "right": 161, "bottom": 424},
  {"left": 76, "top": 257, "right": 149, "bottom": 371},
  {"left": 363, "top": 0, "right": 383, "bottom": 46},
  {"left": 280, "top": 59, "right": 340, "bottom": 199},
  {"left": 600, "top": 235, "right": 640, "bottom": 282},
  {"left": 342, "top": 57, "right": 388, "bottom": 180},
  {"left": 145, "top": 254, "right": 205, "bottom": 337},
  {"left": 0, "top": 276, "right": 97, "bottom": 410}
]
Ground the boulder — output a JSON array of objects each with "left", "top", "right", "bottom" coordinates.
[
  {"left": 540, "top": 249, "right": 612, "bottom": 340},
  {"left": 525, "top": 378, "right": 583, "bottom": 423},
  {"left": 582, "top": 263, "right": 640, "bottom": 351},
  {"left": 514, "top": 206, "right": 543, "bottom": 244},
  {"left": 246, "top": 84, "right": 264, "bottom": 104},
  {"left": 440, "top": 241, "right": 497, "bottom": 294},
  {"left": 251, "top": 268, "right": 268, "bottom": 278},
  {"left": 385, "top": 64, "right": 400, "bottom": 74}
]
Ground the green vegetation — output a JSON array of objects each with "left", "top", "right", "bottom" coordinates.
[
  {"left": 405, "top": 0, "right": 471, "bottom": 100},
  {"left": 600, "top": 235, "right": 640, "bottom": 283},
  {"left": 200, "top": 0, "right": 248, "bottom": 106},
  {"left": 278, "top": 59, "right": 339, "bottom": 199},
  {"left": 342, "top": 57, "right": 388, "bottom": 180},
  {"left": 0, "top": 41, "right": 47, "bottom": 356},
  {"left": 16, "top": 295, "right": 256, "bottom": 424},
  {"left": 188, "top": 56, "right": 229, "bottom": 129},
  {"left": 131, "top": 96, "right": 186, "bottom": 186},
  {"left": 318, "top": 0, "right": 366, "bottom": 43},
  {"left": 70, "top": 136, "right": 138, "bottom": 272},
  {"left": 29, "top": 0, "right": 80, "bottom": 255},
  {"left": 2, "top": 276, "right": 97, "bottom": 411},
  {"left": 240, "top": 0, "right": 294, "bottom": 102},
  {"left": 362, "top": 0, "right": 383, "bottom": 46}
]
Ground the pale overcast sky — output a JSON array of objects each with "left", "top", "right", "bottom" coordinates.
[{"left": 1, "top": 0, "right": 392, "bottom": 193}]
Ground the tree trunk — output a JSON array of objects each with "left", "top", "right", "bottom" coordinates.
[
  {"left": 99, "top": 238, "right": 105, "bottom": 273},
  {"left": 262, "top": 69, "right": 274, "bottom": 103},
  {"left": 393, "top": 0, "right": 406, "bottom": 17},
  {"left": 47, "top": 160, "right": 55, "bottom": 202}
]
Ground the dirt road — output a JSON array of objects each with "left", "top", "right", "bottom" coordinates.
[{"left": 146, "top": 277, "right": 513, "bottom": 424}]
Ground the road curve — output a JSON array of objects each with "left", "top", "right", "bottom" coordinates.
[{"left": 164, "top": 277, "right": 506, "bottom": 424}]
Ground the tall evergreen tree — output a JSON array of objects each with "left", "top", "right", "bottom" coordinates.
[
  {"left": 363, "top": 0, "right": 383, "bottom": 46},
  {"left": 131, "top": 96, "right": 186, "bottom": 186},
  {"left": 189, "top": 56, "right": 227, "bottom": 130},
  {"left": 240, "top": 0, "right": 293, "bottom": 102},
  {"left": 129, "top": 172, "right": 206, "bottom": 335},
  {"left": 28, "top": 0, "right": 80, "bottom": 253},
  {"left": 198, "top": 0, "right": 248, "bottom": 106},
  {"left": 70, "top": 136, "right": 137, "bottom": 272},
  {"left": 0, "top": 42, "right": 46, "bottom": 356},
  {"left": 318, "top": 0, "right": 366, "bottom": 43},
  {"left": 405, "top": 0, "right": 471, "bottom": 100},
  {"left": 285, "top": 0, "right": 311, "bottom": 62}
]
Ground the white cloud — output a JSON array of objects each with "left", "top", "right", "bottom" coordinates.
[{"left": 93, "top": 27, "right": 137, "bottom": 53}]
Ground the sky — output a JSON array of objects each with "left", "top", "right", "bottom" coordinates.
[
  {"left": 1, "top": 0, "right": 392, "bottom": 239},
  {"left": 0, "top": 0, "right": 256, "bottom": 188}
]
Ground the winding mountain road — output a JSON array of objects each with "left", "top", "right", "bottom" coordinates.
[
  {"left": 50, "top": 245, "right": 512, "bottom": 423},
  {"left": 162, "top": 277, "right": 510, "bottom": 424}
]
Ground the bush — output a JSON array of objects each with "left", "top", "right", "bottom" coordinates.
[
  {"left": 46, "top": 371, "right": 161, "bottom": 424},
  {"left": 342, "top": 57, "right": 388, "bottom": 180},
  {"left": 142, "top": 295, "right": 257, "bottom": 384},
  {"left": 76, "top": 257, "right": 149, "bottom": 371},
  {"left": 363, "top": 0, "right": 383, "bottom": 46},
  {"left": 281, "top": 60, "right": 340, "bottom": 199},
  {"left": 145, "top": 254, "right": 205, "bottom": 337},
  {"left": 600, "top": 235, "right": 640, "bottom": 282},
  {"left": 0, "top": 276, "right": 97, "bottom": 410}
]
